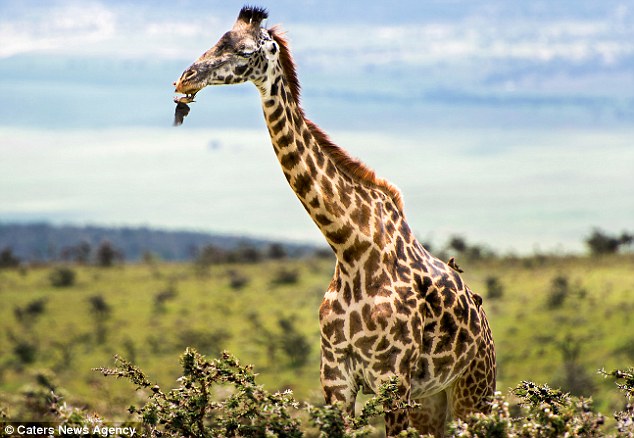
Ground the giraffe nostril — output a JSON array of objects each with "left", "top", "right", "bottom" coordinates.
[{"left": 183, "top": 69, "right": 197, "bottom": 81}]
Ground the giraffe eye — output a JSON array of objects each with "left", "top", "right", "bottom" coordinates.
[{"left": 237, "top": 49, "right": 255, "bottom": 58}]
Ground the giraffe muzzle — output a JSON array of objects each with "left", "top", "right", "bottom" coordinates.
[{"left": 174, "top": 67, "right": 203, "bottom": 95}]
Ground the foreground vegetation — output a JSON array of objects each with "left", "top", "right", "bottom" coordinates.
[
  {"left": 1, "top": 348, "right": 632, "bottom": 437},
  {"left": 0, "top": 251, "right": 632, "bottom": 435}
]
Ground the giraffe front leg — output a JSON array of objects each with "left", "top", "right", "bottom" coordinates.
[
  {"left": 320, "top": 356, "right": 358, "bottom": 417},
  {"left": 385, "top": 410, "right": 411, "bottom": 437},
  {"left": 320, "top": 344, "right": 358, "bottom": 416}
]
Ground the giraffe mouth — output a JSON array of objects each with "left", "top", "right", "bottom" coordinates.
[
  {"left": 174, "top": 92, "right": 197, "bottom": 104},
  {"left": 173, "top": 73, "right": 203, "bottom": 97}
]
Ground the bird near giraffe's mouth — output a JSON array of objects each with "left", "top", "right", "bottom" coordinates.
[
  {"left": 172, "top": 92, "right": 197, "bottom": 126},
  {"left": 173, "top": 74, "right": 201, "bottom": 126},
  {"left": 174, "top": 93, "right": 197, "bottom": 105}
]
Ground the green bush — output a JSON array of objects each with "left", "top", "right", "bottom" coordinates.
[
  {"left": 585, "top": 228, "right": 633, "bottom": 255},
  {"left": 546, "top": 275, "right": 570, "bottom": 308},
  {"left": 277, "top": 317, "right": 311, "bottom": 369},
  {"left": 95, "top": 240, "right": 124, "bottom": 267},
  {"left": 271, "top": 267, "right": 300, "bottom": 286},
  {"left": 48, "top": 267, "right": 76, "bottom": 288},
  {"left": 14, "top": 298, "right": 48, "bottom": 322},
  {"left": 97, "top": 350, "right": 304, "bottom": 437},
  {"left": 485, "top": 276, "right": 504, "bottom": 300},
  {"left": 88, "top": 294, "right": 111, "bottom": 344},
  {"left": 267, "top": 243, "right": 287, "bottom": 260},
  {"left": 0, "top": 247, "right": 20, "bottom": 269},
  {"left": 0, "top": 348, "right": 634, "bottom": 438},
  {"left": 451, "top": 381, "right": 606, "bottom": 437},
  {"left": 3, "top": 349, "right": 633, "bottom": 437},
  {"left": 12, "top": 340, "right": 38, "bottom": 365},
  {"left": 92, "top": 350, "right": 422, "bottom": 437},
  {"left": 153, "top": 283, "right": 178, "bottom": 312},
  {"left": 601, "top": 368, "right": 634, "bottom": 436},
  {"left": 227, "top": 269, "right": 250, "bottom": 290}
]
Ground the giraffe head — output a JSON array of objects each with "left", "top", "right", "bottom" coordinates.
[{"left": 174, "top": 6, "right": 279, "bottom": 98}]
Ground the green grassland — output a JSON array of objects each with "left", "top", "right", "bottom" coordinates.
[{"left": 0, "top": 254, "right": 632, "bottom": 421}]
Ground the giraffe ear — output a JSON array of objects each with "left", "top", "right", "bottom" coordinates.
[{"left": 263, "top": 40, "right": 279, "bottom": 61}]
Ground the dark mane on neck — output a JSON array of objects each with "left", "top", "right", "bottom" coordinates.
[
  {"left": 269, "top": 27, "right": 302, "bottom": 105},
  {"left": 267, "top": 27, "right": 404, "bottom": 213}
]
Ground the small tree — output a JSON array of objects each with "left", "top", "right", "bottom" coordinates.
[
  {"left": 552, "top": 335, "right": 597, "bottom": 397},
  {"left": 448, "top": 236, "right": 468, "bottom": 253},
  {"left": 546, "top": 275, "right": 570, "bottom": 309},
  {"left": 153, "top": 283, "right": 178, "bottom": 313},
  {"left": 88, "top": 294, "right": 112, "bottom": 344},
  {"left": 14, "top": 298, "right": 48, "bottom": 323},
  {"left": 230, "top": 243, "right": 261, "bottom": 264},
  {"left": 0, "top": 247, "right": 20, "bottom": 269},
  {"left": 12, "top": 340, "right": 38, "bottom": 364},
  {"left": 75, "top": 241, "right": 92, "bottom": 264},
  {"left": 195, "top": 244, "right": 229, "bottom": 267},
  {"left": 227, "top": 269, "right": 250, "bottom": 290},
  {"left": 95, "top": 241, "right": 123, "bottom": 267},
  {"left": 620, "top": 232, "right": 634, "bottom": 252},
  {"left": 267, "top": 243, "right": 287, "bottom": 260},
  {"left": 278, "top": 316, "right": 311, "bottom": 369},
  {"left": 271, "top": 267, "right": 300, "bottom": 286},
  {"left": 585, "top": 228, "right": 632, "bottom": 255},
  {"left": 485, "top": 276, "right": 504, "bottom": 300},
  {"left": 60, "top": 242, "right": 91, "bottom": 263},
  {"left": 312, "top": 247, "right": 335, "bottom": 259},
  {"left": 247, "top": 312, "right": 278, "bottom": 368},
  {"left": 446, "top": 236, "right": 494, "bottom": 260}
]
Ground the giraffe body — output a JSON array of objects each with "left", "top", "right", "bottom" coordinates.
[{"left": 174, "top": 6, "right": 496, "bottom": 436}]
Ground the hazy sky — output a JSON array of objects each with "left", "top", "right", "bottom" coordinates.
[{"left": 1, "top": 0, "right": 633, "bottom": 253}]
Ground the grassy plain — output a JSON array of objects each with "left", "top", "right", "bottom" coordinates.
[{"left": 0, "top": 254, "right": 632, "bottom": 420}]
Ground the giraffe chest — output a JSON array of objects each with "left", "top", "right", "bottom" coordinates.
[
  {"left": 319, "top": 282, "right": 423, "bottom": 390},
  {"left": 319, "top": 267, "right": 484, "bottom": 398}
]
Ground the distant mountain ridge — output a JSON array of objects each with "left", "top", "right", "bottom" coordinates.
[{"left": 0, "top": 223, "right": 316, "bottom": 262}]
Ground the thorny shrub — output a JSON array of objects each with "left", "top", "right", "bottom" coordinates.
[
  {"left": 601, "top": 367, "right": 634, "bottom": 436},
  {"left": 450, "top": 374, "right": 634, "bottom": 438},
  {"left": 93, "top": 349, "right": 411, "bottom": 437},
  {"left": 1, "top": 352, "right": 632, "bottom": 437}
]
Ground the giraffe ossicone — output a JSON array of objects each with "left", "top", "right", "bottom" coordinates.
[{"left": 174, "top": 6, "right": 496, "bottom": 437}]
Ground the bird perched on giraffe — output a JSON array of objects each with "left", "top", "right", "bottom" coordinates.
[{"left": 173, "top": 6, "right": 496, "bottom": 437}]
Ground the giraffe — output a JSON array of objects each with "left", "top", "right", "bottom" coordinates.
[{"left": 174, "top": 6, "right": 496, "bottom": 437}]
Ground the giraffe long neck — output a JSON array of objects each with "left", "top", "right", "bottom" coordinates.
[{"left": 257, "top": 62, "right": 410, "bottom": 269}]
